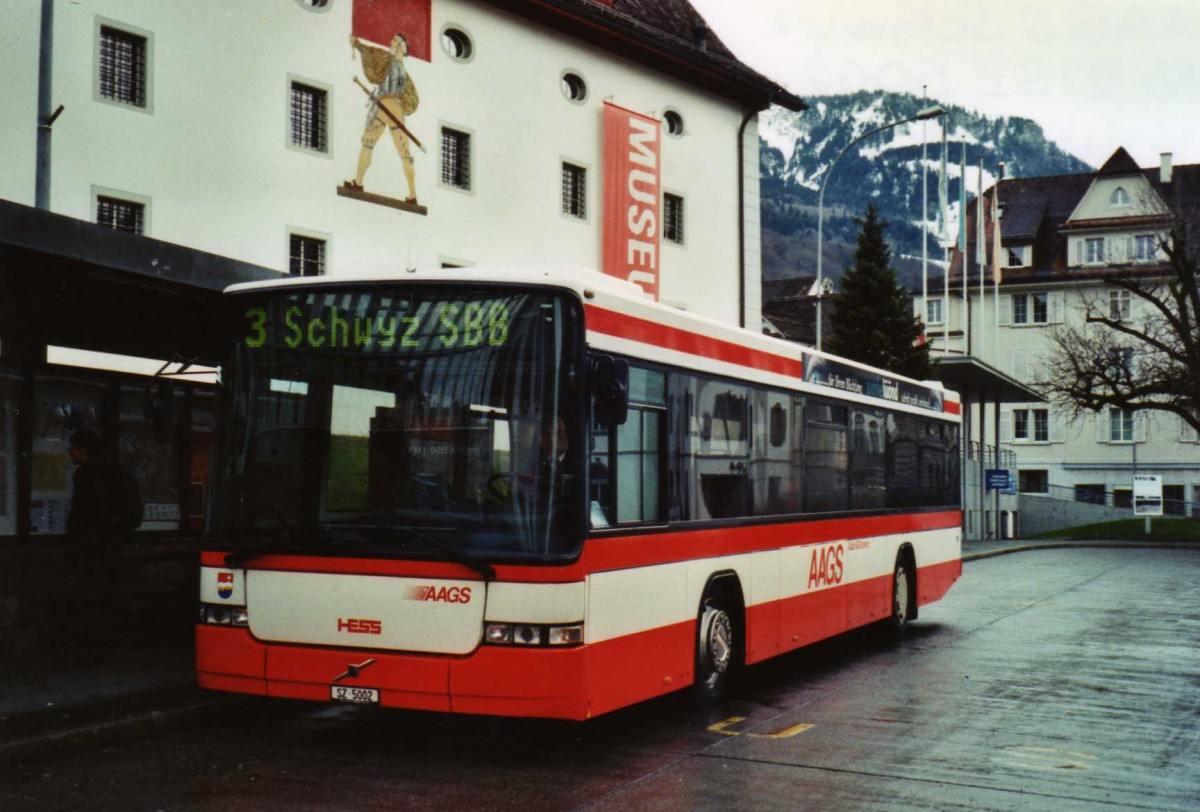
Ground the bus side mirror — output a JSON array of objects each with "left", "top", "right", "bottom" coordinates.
[{"left": 591, "top": 356, "right": 629, "bottom": 426}]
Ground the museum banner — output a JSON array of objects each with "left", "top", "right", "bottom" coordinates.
[{"left": 603, "top": 102, "right": 661, "bottom": 301}]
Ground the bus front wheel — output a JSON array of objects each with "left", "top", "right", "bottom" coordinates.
[{"left": 693, "top": 596, "right": 735, "bottom": 703}]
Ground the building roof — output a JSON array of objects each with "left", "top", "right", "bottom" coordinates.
[
  {"left": 488, "top": 0, "right": 807, "bottom": 112},
  {"left": 943, "top": 148, "right": 1199, "bottom": 287}
]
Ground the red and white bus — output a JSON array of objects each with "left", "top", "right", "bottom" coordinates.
[{"left": 197, "top": 267, "right": 961, "bottom": 720}]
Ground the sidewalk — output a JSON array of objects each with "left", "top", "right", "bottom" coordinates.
[
  {"left": 4, "top": 537, "right": 1199, "bottom": 764},
  {"left": 0, "top": 635, "right": 244, "bottom": 763}
]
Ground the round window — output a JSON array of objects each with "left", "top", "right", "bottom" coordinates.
[
  {"left": 442, "top": 27, "right": 473, "bottom": 61},
  {"left": 561, "top": 72, "right": 587, "bottom": 103},
  {"left": 294, "top": 0, "right": 332, "bottom": 11},
  {"left": 663, "top": 110, "right": 684, "bottom": 136}
]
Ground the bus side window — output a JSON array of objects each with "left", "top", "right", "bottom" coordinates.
[
  {"left": 592, "top": 365, "right": 666, "bottom": 526},
  {"left": 588, "top": 415, "right": 612, "bottom": 528}
]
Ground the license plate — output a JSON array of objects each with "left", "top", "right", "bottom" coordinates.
[{"left": 331, "top": 685, "right": 379, "bottom": 704}]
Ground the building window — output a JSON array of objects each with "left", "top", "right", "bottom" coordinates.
[
  {"left": 926, "top": 298, "right": 943, "bottom": 325},
  {"left": 441, "top": 27, "right": 473, "bottom": 62},
  {"left": 1109, "top": 289, "right": 1131, "bottom": 321},
  {"left": 290, "top": 81, "right": 328, "bottom": 153},
  {"left": 1109, "top": 407, "right": 1135, "bottom": 442},
  {"left": 289, "top": 234, "right": 325, "bottom": 276},
  {"left": 98, "top": 25, "right": 148, "bottom": 108},
  {"left": 440, "top": 127, "right": 471, "bottom": 191},
  {"left": 663, "top": 193, "right": 684, "bottom": 244},
  {"left": 1085, "top": 237, "right": 1105, "bottom": 264},
  {"left": 1075, "top": 484, "right": 1106, "bottom": 505},
  {"left": 663, "top": 110, "right": 685, "bottom": 137},
  {"left": 1005, "top": 245, "right": 1031, "bottom": 267},
  {"left": 1018, "top": 470, "right": 1048, "bottom": 494},
  {"left": 96, "top": 195, "right": 145, "bottom": 234},
  {"left": 1110, "top": 187, "right": 1130, "bottom": 206},
  {"left": 294, "top": 0, "right": 332, "bottom": 11},
  {"left": 561, "top": 72, "right": 587, "bottom": 103},
  {"left": 1013, "top": 408, "right": 1049, "bottom": 442},
  {"left": 561, "top": 162, "right": 587, "bottom": 220},
  {"left": 1012, "top": 292, "right": 1048, "bottom": 324},
  {"left": 1134, "top": 234, "right": 1157, "bottom": 262}
]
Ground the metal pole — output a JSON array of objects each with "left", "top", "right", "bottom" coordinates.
[{"left": 35, "top": 0, "right": 54, "bottom": 210}]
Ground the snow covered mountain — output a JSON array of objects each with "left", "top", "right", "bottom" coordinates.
[{"left": 758, "top": 90, "right": 1091, "bottom": 285}]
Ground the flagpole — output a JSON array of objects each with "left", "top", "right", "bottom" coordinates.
[
  {"left": 939, "top": 119, "right": 948, "bottom": 354},
  {"left": 921, "top": 86, "right": 929, "bottom": 354},
  {"left": 976, "top": 158, "right": 986, "bottom": 362},
  {"left": 994, "top": 162, "right": 1005, "bottom": 365},
  {"left": 959, "top": 138, "right": 967, "bottom": 356}
]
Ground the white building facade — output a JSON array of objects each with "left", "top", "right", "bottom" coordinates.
[
  {"left": 2, "top": 0, "right": 803, "bottom": 327},
  {"left": 918, "top": 148, "right": 1200, "bottom": 516}
]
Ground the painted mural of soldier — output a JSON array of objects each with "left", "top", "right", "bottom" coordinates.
[{"left": 345, "top": 32, "right": 421, "bottom": 204}]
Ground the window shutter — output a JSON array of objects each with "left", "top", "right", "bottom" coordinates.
[
  {"left": 1011, "top": 349, "right": 1029, "bottom": 380},
  {"left": 1074, "top": 240, "right": 1083, "bottom": 266},
  {"left": 1049, "top": 291, "right": 1064, "bottom": 323},
  {"left": 999, "top": 412, "right": 1012, "bottom": 443},
  {"left": 1095, "top": 412, "right": 1108, "bottom": 443},
  {"left": 1181, "top": 414, "right": 1199, "bottom": 443},
  {"left": 999, "top": 294, "right": 1012, "bottom": 325},
  {"left": 1048, "top": 412, "right": 1065, "bottom": 443},
  {"left": 1134, "top": 414, "right": 1147, "bottom": 443},
  {"left": 1125, "top": 236, "right": 1134, "bottom": 263}
]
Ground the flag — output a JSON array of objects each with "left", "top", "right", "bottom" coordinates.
[
  {"left": 976, "top": 161, "right": 986, "bottom": 267},
  {"left": 958, "top": 142, "right": 967, "bottom": 253},
  {"left": 353, "top": 0, "right": 432, "bottom": 60},
  {"left": 991, "top": 174, "right": 1003, "bottom": 284},
  {"left": 938, "top": 126, "right": 949, "bottom": 245}
]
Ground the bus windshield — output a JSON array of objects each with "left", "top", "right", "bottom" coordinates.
[{"left": 210, "top": 284, "right": 586, "bottom": 564}]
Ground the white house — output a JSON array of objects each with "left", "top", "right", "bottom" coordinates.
[{"left": 918, "top": 148, "right": 1199, "bottom": 516}]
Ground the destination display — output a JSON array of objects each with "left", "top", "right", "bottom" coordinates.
[
  {"left": 240, "top": 291, "right": 515, "bottom": 353},
  {"left": 803, "top": 354, "right": 943, "bottom": 412}
]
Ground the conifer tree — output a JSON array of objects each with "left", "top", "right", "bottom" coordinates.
[{"left": 825, "top": 201, "right": 931, "bottom": 379}]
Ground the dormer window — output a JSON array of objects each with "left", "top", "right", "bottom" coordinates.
[
  {"left": 1110, "top": 187, "right": 1130, "bottom": 206},
  {"left": 1005, "top": 245, "right": 1031, "bottom": 268}
]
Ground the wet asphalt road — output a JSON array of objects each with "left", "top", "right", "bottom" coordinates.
[{"left": 3, "top": 547, "right": 1198, "bottom": 811}]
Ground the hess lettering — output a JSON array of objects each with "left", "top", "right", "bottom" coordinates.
[
  {"left": 337, "top": 618, "right": 383, "bottom": 635},
  {"left": 807, "top": 544, "right": 844, "bottom": 589}
]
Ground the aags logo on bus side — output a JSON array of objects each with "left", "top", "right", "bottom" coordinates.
[{"left": 807, "top": 544, "right": 844, "bottom": 589}]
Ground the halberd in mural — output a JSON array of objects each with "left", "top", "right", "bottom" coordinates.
[{"left": 341, "top": 32, "right": 424, "bottom": 208}]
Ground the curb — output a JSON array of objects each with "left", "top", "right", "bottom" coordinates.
[{"left": 964, "top": 540, "right": 1200, "bottom": 562}]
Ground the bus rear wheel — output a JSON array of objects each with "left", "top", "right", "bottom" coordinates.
[
  {"left": 693, "top": 596, "right": 735, "bottom": 703},
  {"left": 884, "top": 556, "right": 913, "bottom": 641}
]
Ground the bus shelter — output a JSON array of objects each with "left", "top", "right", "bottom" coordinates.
[
  {"left": 0, "top": 199, "right": 278, "bottom": 659},
  {"left": 929, "top": 356, "right": 1042, "bottom": 541}
]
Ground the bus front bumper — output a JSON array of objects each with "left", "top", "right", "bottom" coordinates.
[{"left": 196, "top": 625, "right": 590, "bottom": 720}]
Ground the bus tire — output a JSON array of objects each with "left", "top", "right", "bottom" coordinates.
[
  {"left": 693, "top": 592, "right": 736, "bottom": 704},
  {"left": 884, "top": 553, "right": 914, "bottom": 641}
]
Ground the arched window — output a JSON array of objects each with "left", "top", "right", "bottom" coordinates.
[{"left": 1110, "top": 187, "right": 1130, "bottom": 206}]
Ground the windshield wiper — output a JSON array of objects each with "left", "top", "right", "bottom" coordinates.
[{"left": 403, "top": 527, "right": 496, "bottom": 581}]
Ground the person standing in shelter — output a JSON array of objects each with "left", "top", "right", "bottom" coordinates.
[{"left": 347, "top": 32, "right": 420, "bottom": 204}]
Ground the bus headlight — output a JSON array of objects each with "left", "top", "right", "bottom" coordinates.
[
  {"left": 198, "top": 603, "right": 249, "bottom": 627},
  {"left": 483, "top": 622, "right": 583, "bottom": 647}
]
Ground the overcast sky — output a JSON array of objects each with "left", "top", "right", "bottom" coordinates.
[{"left": 689, "top": 0, "right": 1200, "bottom": 170}]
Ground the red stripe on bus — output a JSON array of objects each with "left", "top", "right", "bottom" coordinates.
[
  {"left": 944, "top": 400, "right": 961, "bottom": 415},
  {"left": 201, "top": 511, "right": 961, "bottom": 583},
  {"left": 195, "top": 557, "right": 956, "bottom": 721},
  {"left": 585, "top": 304, "right": 803, "bottom": 378}
]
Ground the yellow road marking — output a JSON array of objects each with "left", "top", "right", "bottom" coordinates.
[{"left": 708, "top": 716, "right": 814, "bottom": 739}]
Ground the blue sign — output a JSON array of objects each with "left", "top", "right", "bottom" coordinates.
[{"left": 985, "top": 469, "right": 1013, "bottom": 491}]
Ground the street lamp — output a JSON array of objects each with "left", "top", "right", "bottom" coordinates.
[{"left": 815, "top": 104, "right": 946, "bottom": 351}]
